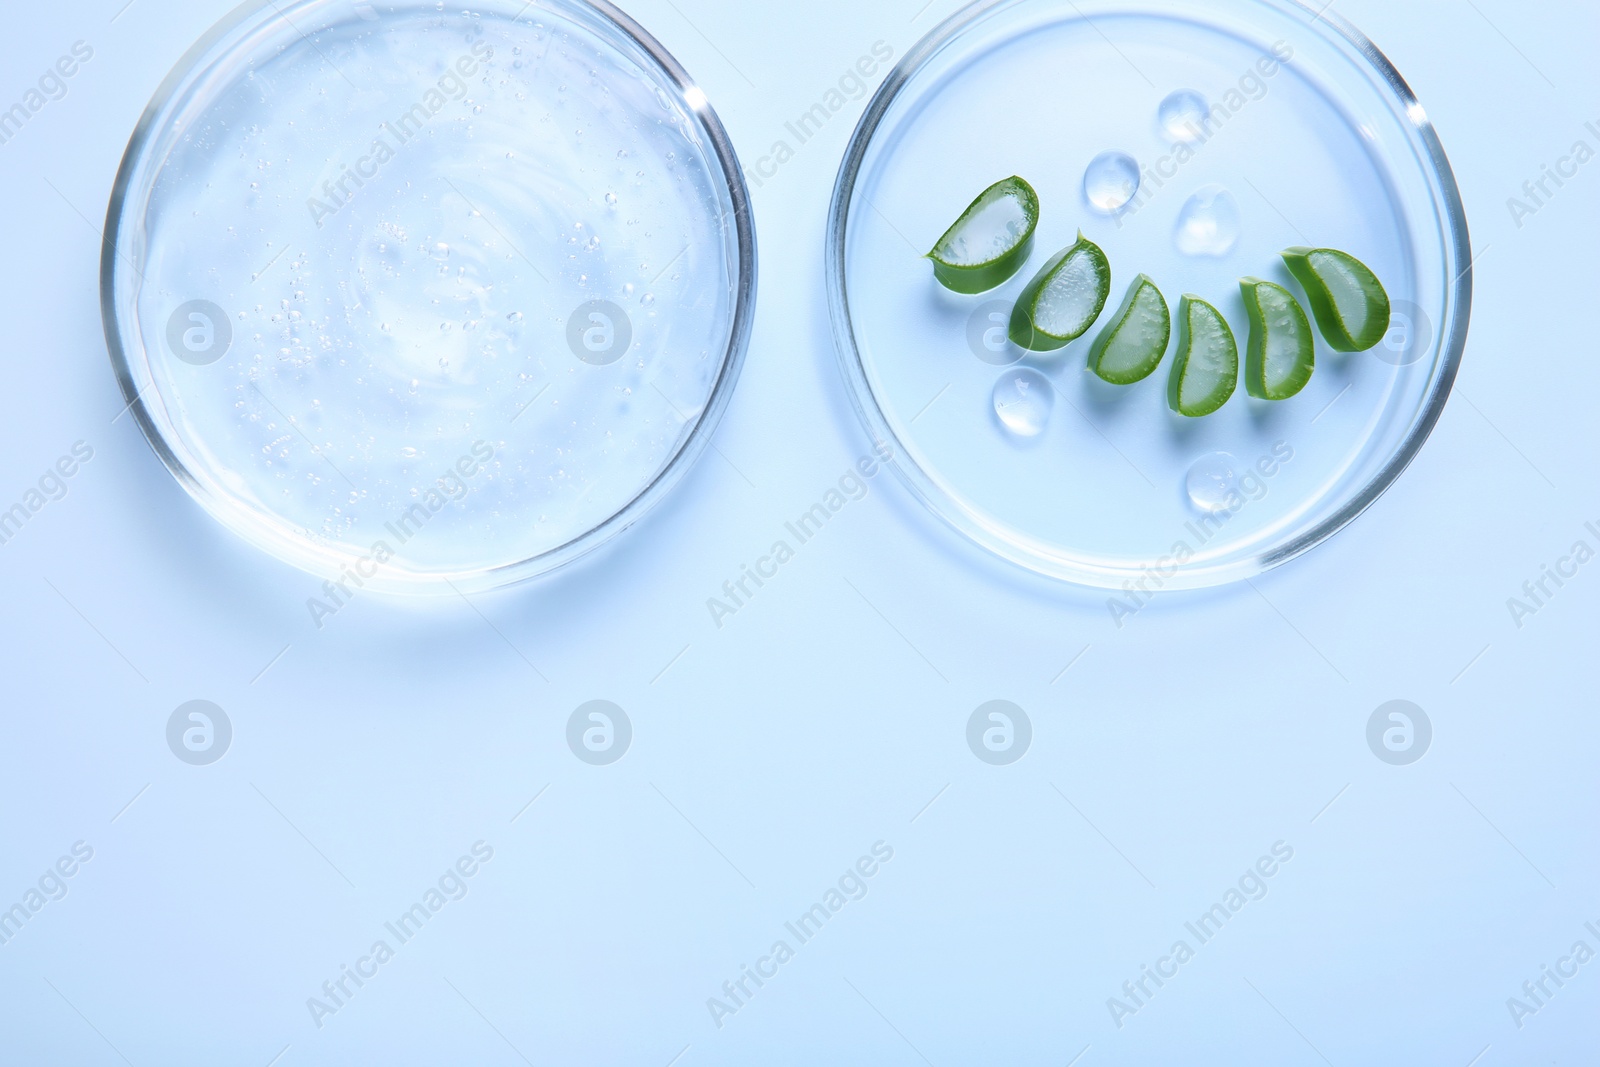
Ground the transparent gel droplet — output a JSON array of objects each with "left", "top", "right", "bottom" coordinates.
[
  {"left": 1158, "top": 90, "right": 1209, "bottom": 143},
  {"left": 1084, "top": 151, "right": 1140, "bottom": 214},
  {"left": 992, "top": 368, "right": 1054, "bottom": 438},
  {"left": 1186, "top": 451, "right": 1240, "bottom": 513},
  {"left": 1175, "top": 185, "right": 1240, "bottom": 257}
]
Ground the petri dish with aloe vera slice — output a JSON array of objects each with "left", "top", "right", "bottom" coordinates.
[{"left": 828, "top": 0, "right": 1471, "bottom": 590}]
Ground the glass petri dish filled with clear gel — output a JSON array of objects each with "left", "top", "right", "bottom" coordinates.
[
  {"left": 103, "top": 0, "right": 755, "bottom": 594},
  {"left": 827, "top": 0, "right": 1471, "bottom": 590}
]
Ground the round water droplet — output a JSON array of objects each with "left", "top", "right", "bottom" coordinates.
[
  {"left": 1083, "top": 151, "right": 1140, "bottom": 214},
  {"left": 604, "top": 192, "right": 618, "bottom": 206},
  {"left": 1175, "top": 185, "right": 1240, "bottom": 257},
  {"left": 992, "top": 368, "right": 1054, "bottom": 438},
  {"left": 1186, "top": 451, "right": 1241, "bottom": 513},
  {"left": 507, "top": 311, "right": 524, "bottom": 323},
  {"left": 1158, "top": 90, "right": 1209, "bottom": 143},
  {"left": 400, "top": 446, "right": 419, "bottom": 459}
]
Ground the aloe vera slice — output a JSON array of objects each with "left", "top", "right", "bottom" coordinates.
[
  {"left": 1281, "top": 247, "right": 1391, "bottom": 352},
  {"left": 1088, "top": 274, "right": 1170, "bottom": 384},
  {"left": 926, "top": 176, "right": 1040, "bottom": 294},
  {"left": 1008, "top": 232, "right": 1111, "bottom": 352},
  {"left": 1241, "top": 278, "right": 1315, "bottom": 400},
  {"left": 1167, "top": 295, "right": 1238, "bottom": 417}
]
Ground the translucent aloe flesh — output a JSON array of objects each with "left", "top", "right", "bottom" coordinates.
[
  {"left": 1281, "top": 247, "right": 1390, "bottom": 352},
  {"left": 1008, "top": 233, "right": 1111, "bottom": 352},
  {"left": 1241, "top": 278, "right": 1315, "bottom": 400},
  {"left": 1088, "top": 274, "right": 1170, "bottom": 384},
  {"left": 926, "top": 176, "right": 1040, "bottom": 294},
  {"left": 1167, "top": 295, "right": 1238, "bottom": 417}
]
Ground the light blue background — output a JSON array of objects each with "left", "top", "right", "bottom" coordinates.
[{"left": 1, "top": 0, "right": 1596, "bottom": 1064}]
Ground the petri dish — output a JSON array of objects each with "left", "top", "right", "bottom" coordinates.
[
  {"left": 827, "top": 0, "right": 1471, "bottom": 590},
  {"left": 102, "top": 0, "right": 755, "bottom": 594}
]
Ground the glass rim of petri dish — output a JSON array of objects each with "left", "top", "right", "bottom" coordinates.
[
  {"left": 101, "top": 0, "right": 757, "bottom": 595},
  {"left": 825, "top": 0, "right": 1473, "bottom": 591}
]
